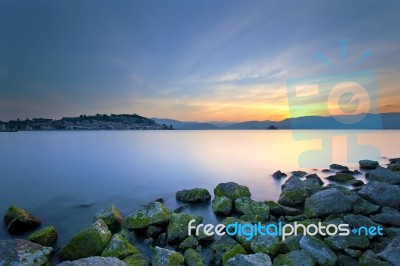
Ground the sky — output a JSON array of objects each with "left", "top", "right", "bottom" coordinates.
[{"left": 0, "top": 0, "right": 399, "bottom": 122}]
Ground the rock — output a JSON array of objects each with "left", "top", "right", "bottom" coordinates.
[
  {"left": 359, "top": 160, "right": 379, "bottom": 169},
  {"left": 28, "top": 225, "right": 58, "bottom": 247},
  {"left": 214, "top": 182, "right": 251, "bottom": 201},
  {"left": 367, "top": 166, "right": 400, "bottom": 184},
  {"left": 337, "top": 255, "right": 358, "bottom": 266},
  {"left": 343, "top": 214, "right": 378, "bottom": 229},
  {"left": 358, "top": 181, "right": 400, "bottom": 208},
  {"left": 359, "top": 250, "right": 391, "bottom": 266},
  {"left": 249, "top": 234, "right": 279, "bottom": 256},
  {"left": 3, "top": 205, "right": 41, "bottom": 234},
  {"left": 322, "top": 169, "right": 334, "bottom": 173},
  {"left": 210, "top": 235, "right": 239, "bottom": 265},
  {"left": 94, "top": 205, "right": 124, "bottom": 232},
  {"left": 278, "top": 176, "right": 322, "bottom": 207},
  {"left": 326, "top": 173, "right": 354, "bottom": 182},
  {"left": 338, "top": 169, "right": 361, "bottom": 175},
  {"left": 234, "top": 197, "right": 269, "bottom": 220},
  {"left": 346, "top": 192, "right": 380, "bottom": 215},
  {"left": 101, "top": 233, "right": 139, "bottom": 259},
  {"left": 325, "top": 235, "right": 370, "bottom": 250},
  {"left": 386, "top": 227, "right": 400, "bottom": 238},
  {"left": 291, "top": 170, "right": 307, "bottom": 177},
  {"left": 123, "top": 254, "right": 151, "bottom": 266},
  {"left": 57, "top": 256, "right": 127, "bottom": 266},
  {"left": 330, "top": 164, "right": 349, "bottom": 170},
  {"left": 264, "top": 201, "right": 300, "bottom": 217},
  {"left": 344, "top": 248, "right": 362, "bottom": 258},
  {"left": 304, "top": 188, "right": 352, "bottom": 218},
  {"left": 272, "top": 170, "right": 287, "bottom": 179},
  {"left": 124, "top": 202, "right": 172, "bottom": 230},
  {"left": 240, "top": 214, "right": 264, "bottom": 224},
  {"left": 179, "top": 235, "right": 198, "bottom": 251},
  {"left": 146, "top": 225, "right": 163, "bottom": 238},
  {"left": 176, "top": 188, "right": 211, "bottom": 203},
  {"left": 195, "top": 229, "right": 214, "bottom": 246},
  {"left": 299, "top": 236, "right": 337, "bottom": 266},
  {"left": 273, "top": 250, "right": 315, "bottom": 266},
  {"left": 370, "top": 213, "right": 400, "bottom": 226},
  {"left": 167, "top": 212, "right": 202, "bottom": 244},
  {"left": 183, "top": 248, "right": 205, "bottom": 266},
  {"left": 174, "top": 205, "right": 188, "bottom": 213},
  {"left": 346, "top": 179, "right": 365, "bottom": 187},
  {"left": 59, "top": 219, "right": 112, "bottom": 261},
  {"left": 226, "top": 253, "right": 272, "bottom": 266},
  {"left": 222, "top": 244, "right": 247, "bottom": 265},
  {"left": 156, "top": 233, "right": 167, "bottom": 247},
  {"left": 0, "top": 239, "right": 52, "bottom": 266},
  {"left": 212, "top": 196, "right": 233, "bottom": 216},
  {"left": 305, "top": 174, "right": 324, "bottom": 185},
  {"left": 377, "top": 238, "right": 400, "bottom": 265},
  {"left": 152, "top": 246, "right": 184, "bottom": 266},
  {"left": 281, "top": 235, "right": 302, "bottom": 252}
]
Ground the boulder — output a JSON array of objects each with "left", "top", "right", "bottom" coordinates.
[
  {"left": 210, "top": 235, "right": 239, "bottom": 265},
  {"left": 272, "top": 170, "right": 287, "bottom": 179},
  {"left": 101, "top": 233, "right": 139, "bottom": 259},
  {"left": 94, "top": 205, "right": 124, "bottom": 232},
  {"left": 299, "top": 236, "right": 337, "bottom": 266},
  {"left": 57, "top": 256, "right": 127, "bottom": 266},
  {"left": 124, "top": 202, "right": 172, "bottom": 230},
  {"left": 234, "top": 197, "right": 269, "bottom": 219},
  {"left": 249, "top": 234, "right": 279, "bottom": 256},
  {"left": 3, "top": 205, "right": 41, "bottom": 234},
  {"left": 325, "top": 235, "right": 370, "bottom": 250},
  {"left": 123, "top": 254, "right": 151, "bottom": 266},
  {"left": 226, "top": 253, "right": 272, "bottom": 266},
  {"left": 183, "top": 248, "right": 205, "bottom": 266},
  {"left": 278, "top": 176, "right": 321, "bottom": 207},
  {"left": 291, "top": 170, "right": 307, "bottom": 177},
  {"left": 179, "top": 235, "right": 198, "bottom": 251},
  {"left": 343, "top": 214, "right": 378, "bottom": 229},
  {"left": 28, "top": 225, "right": 58, "bottom": 247},
  {"left": 152, "top": 246, "right": 184, "bottom": 266},
  {"left": 330, "top": 164, "right": 349, "bottom": 170},
  {"left": 337, "top": 255, "right": 358, "bottom": 266},
  {"left": 0, "top": 239, "right": 52, "bottom": 266},
  {"left": 359, "top": 250, "right": 391, "bottom": 266},
  {"left": 305, "top": 174, "right": 324, "bottom": 185},
  {"left": 222, "top": 244, "right": 247, "bottom": 265},
  {"left": 264, "top": 201, "right": 300, "bottom": 217},
  {"left": 273, "top": 250, "right": 315, "bottom": 266},
  {"left": 167, "top": 212, "right": 202, "bottom": 244},
  {"left": 214, "top": 182, "right": 251, "bottom": 201},
  {"left": 326, "top": 173, "right": 354, "bottom": 182},
  {"left": 346, "top": 192, "right": 380, "bottom": 215},
  {"left": 377, "top": 238, "right": 400, "bottom": 265},
  {"left": 346, "top": 179, "right": 365, "bottom": 187},
  {"left": 367, "top": 166, "right": 400, "bottom": 184},
  {"left": 370, "top": 213, "right": 400, "bottom": 226},
  {"left": 359, "top": 160, "right": 379, "bottom": 169},
  {"left": 176, "top": 188, "right": 211, "bottom": 203},
  {"left": 304, "top": 188, "right": 352, "bottom": 218},
  {"left": 59, "top": 219, "right": 112, "bottom": 261},
  {"left": 358, "top": 181, "right": 400, "bottom": 208},
  {"left": 212, "top": 196, "right": 233, "bottom": 216}
]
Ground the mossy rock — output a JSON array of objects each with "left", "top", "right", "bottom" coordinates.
[
  {"left": 124, "top": 202, "right": 171, "bottom": 230},
  {"left": 123, "top": 253, "right": 151, "bottom": 266},
  {"left": 299, "top": 236, "right": 337, "bottom": 266},
  {"left": 212, "top": 196, "right": 233, "bottom": 216},
  {"left": 326, "top": 173, "right": 354, "bottom": 182},
  {"left": 249, "top": 234, "right": 279, "bottom": 256},
  {"left": 94, "top": 205, "right": 124, "bottom": 232},
  {"left": 234, "top": 197, "right": 269, "bottom": 220},
  {"left": 176, "top": 188, "right": 211, "bottom": 203},
  {"left": 222, "top": 244, "right": 247, "bottom": 265},
  {"left": 3, "top": 205, "right": 41, "bottom": 234},
  {"left": 28, "top": 225, "right": 57, "bottom": 247},
  {"left": 239, "top": 214, "right": 264, "bottom": 224},
  {"left": 184, "top": 248, "right": 205, "bottom": 266},
  {"left": 325, "top": 234, "right": 370, "bottom": 250},
  {"left": 152, "top": 246, "right": 184, "bottom": 266},
  {"left": 0, "top": 239, "right": 53, "bottom": 266},
  {"left": 57, "top": 256, "right": 127, "bottom": 265},
  {"left": 210, "top": 235, "right": 239, "bottom": 265},
  {"left": 179, "top": 235, "right": 198, "bottom": 251},
  {"left": 101, "top": 233, "right": 139, "bottom": 259},
  {"left": 264, "top": 200, "right": 300, "bottom": 217},
  {"left": 167, "top": 212, "right": 202, "bottom": 244},
  {"left": 59, "top": 219, "right": 112, "bottom": 261},
  {"left": 273, "top": 250, "right": 316, "bottom": 266},
  {"left": 226, "top": 253, "right": 272, "bottom": 266},
  {"left": 214, "top": 182, "right": 251, "bottom": 201}
]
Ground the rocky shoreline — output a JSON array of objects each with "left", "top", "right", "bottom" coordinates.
[{"left": 1, "top": 158, "right": 400, "bottom": 265}]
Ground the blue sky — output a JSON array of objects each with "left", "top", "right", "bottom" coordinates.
[{"left": 1, "top": 0, "right": 399, "bottom": 121}]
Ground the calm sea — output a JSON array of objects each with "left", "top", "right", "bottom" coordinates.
[{"left": 0, "top": 130, "right": 399, "bottom": 247}]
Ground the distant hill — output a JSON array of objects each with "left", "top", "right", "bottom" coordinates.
[{"left": 152, "top": 118, "right": 220, "bottom": 130}]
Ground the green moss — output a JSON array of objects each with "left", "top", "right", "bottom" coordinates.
[
  {"left": 222, "top": 244, "right": 247, "bottom": 265},
  {"left": 123, "top": 254, "right": 151, "bottom": 266},
  {"left": 179, "top": 235, "right": 198, "bottom": 251},
  {"left": 28, "top": 226, "right": 57, "bottom": 247},
  {"left": 327, "top": 173, "right": 354, "bottom": 182},
  {"left": 101, "top": 233, "right": 139, "bottom": 259},
  {"left": 124, "top": 202, "right": 171, "bottom": 230},
  {"left": 184, "top": 248, "right": 205, "bottom": 266},
  {"left": 94, "top": 205, "right": 124, "bottom": 232},
  {"left": 153, "top": 247, "right": 184, "bottom": 266}
]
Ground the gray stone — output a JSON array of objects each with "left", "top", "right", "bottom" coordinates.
[
  {"left": 346, "top": 192, "right": 380, "bottom": 215},
  {"left": 370, "top": 213, "right": 400, "bottom": 226},
  {"left": 249, "top": 234, "right": 279, "bottom": 256},
  {"left": 278, "top": 176, "right": 321, "bottom": 207},
  {"left": 0, "top": 239, "right": 52, "bottom": 266},
  {"left": 214, "top": 182, "right": 251, "bottom": 201},
  {"left": 212, "top": 196, "right": 233, "bottom": 216},
  {"left": 57, "top": 257, "right": 127, "bottom": 266},
  {"left": 337, "top": 255, "right": 358, "bottom": 266},
  {"left": 299, "top": 236, "right": 337, "bottom": 266},
  {"left": 167, "top": 212, "right": 202, "bottom": 244},
  {"left": 325, "top": 235, "right": 370, "bottom": 250},
  {"left": 264, "top": 200, "right": 300, "bottom": 217},
  {"left": 234, "top": 197, "right": 269, "bottom": 219},
  {"left": 226, "top": 253, "right": 272, "bottom": 266},
  {"left": 124, "top": 202, "right": 172, "bottom": 230},
  {"left": 152, "top": 246, "right": 184, "bottom": 266},
  {"left": 367, "top": 166, "right": 400, "bottom": 184},
  {"left": 359, "top": 160, "right": 379, "bottom": 169},
  {"left": 304, "top": 188, "right": 351, "bottom": 218},
  {"left": 359, "top": 250, "right": 391, "bottom": 266},
  {"left": 343, "top": 214, "right": 379, "bottom": 229},
  {"left": 377, "top": 238, "right": 400, "bottom": 265},
  {"left": 183, "top": 248, "right": 205, "bottom": 266},
  {"left": 358, "top": 181, "right": 400, "bottom": 208},
  {"left": 176, "top": 188, "right": 211, "bottom": 203},
  {"left": 273, "top": 250, "right": 315, "bottom": 266}
]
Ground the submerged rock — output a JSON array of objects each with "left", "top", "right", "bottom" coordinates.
[
  {"left": 278, "top": 176, "right": 321, "bottom": 207},
  {"left": 330, "top": 164, "right": 349, "bottom": 170},
  {"left": 94, "top": 205, "right": 124, "bottom": 232},
  {"left": 367, "top": 166, "right": 400, "bottom": 185},
  {"left": 183, "top": 248, "right": 205, "bottom": 266},
  {"left": 212, "top": 196, "right": 233, "bottom": 216},
  {"left": 101, "top": 233, "right": 139, "bottom": 259},
  {"left": 28, "top": 225, "right": 58, "bottom": 247},
  {"left": 59, "top": 219, "right": 112, "bottom": 261},
  {"left": 0, "top": 239, "right": 53, "bottom": 266},
  {"left": 176, "top": 188, "right": 211, "bottom": 203},
  {"left": 359, "top": 160, "right": 379, "bottom": 169},
  {"left": 167, "top": 212, "right": 202, "bottom": 244},
  {"left": 214, "top": 182, "right": 251, "bottom": 201},
  {"left": 57, "top": 256, "right": 127, "bottom": 266},
  {"left": 226, "top": 253, "right": 272, "bottom": 266},
  {"left": 152, "top": 246, "right": 184, "bottom": 266},
  {"left": 300, "top": 236, "right": 337, "bottom": 266},
  {"left": 358, "top": 181, "right": 400, "bottom": 208},
  {"left": 304, "top": 188, "right": 352, "bottom": 218},
  {"left": 273, "top": 250, "right": 315, "bottom": 266},
  {"left": 234, "top": 197, "right": 269, "bottom": 220},
  {"left": 326, "top": 173, "right": 354, "bottom": 182},
  {"left": 124, "top": 202, "right": 172, "bottom": 230},
  {"left": 272, "top": 170, "right": 287, "bottom": 179},
  {"left": 3, "top": 205, "right": 41, "bottom": 234}
]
